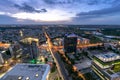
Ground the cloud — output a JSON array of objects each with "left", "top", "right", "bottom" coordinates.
[
  {"left": 77, "top": 5, "right": 120, "bottom": 17},
  {"left": 86, "top": 0, "right": 119, "bottom": 5},
  {"left": 0, "top": 12, "right": 6, "bottom": 15},
  {"left": 14, "top": 3, "right": 47, "bottom": 13},
  {"left": 0, "top": 14, "right": 42, "bottom": 24},
  {"left": 11, "top": 9, "right": 75, "bottom": 22},
  {"left": 71, "top": 1, "right": 120, "bottom": 24},
  {"left": 0, "top": 15, "right": 18, "bottom": 24},
  {"left": 43, "top": 0, "right": 120, "bottom": 6},
  {"left": 0, "top": 0, "right": 120, "bottom": 24},
  {"left": 43, "top": 0, "right": 74, "bottom": 4}
]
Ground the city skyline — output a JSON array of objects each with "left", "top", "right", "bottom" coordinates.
[{"left": 0, "top": 0, "right": 120, "bottom": 24}]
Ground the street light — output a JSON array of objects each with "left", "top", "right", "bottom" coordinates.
[{"left": 119, "top": 42, "right": 120, "bottom": 44}]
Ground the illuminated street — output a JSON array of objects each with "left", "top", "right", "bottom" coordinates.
[{"left": 44, "top": 31, "right": 87, "bottom": 80}]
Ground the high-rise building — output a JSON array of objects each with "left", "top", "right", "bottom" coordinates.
[
  {"left": 29, "top": 41, "right": 39, "bottom": 60},
  {"left": 64, "top": 33, "right": 77, "bottom": 53},
  {"left": 10, "top": 43, "right": 22, "bottom": 59},
  {"left": 0, "top": 64, "right": 50, "bottom": 80},
  {"left": 92, "top": 52, "right": 120, "bottom": 80}
]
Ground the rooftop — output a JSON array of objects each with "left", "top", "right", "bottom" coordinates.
[
  {"left": 106, "top": 69, "right": 120, "bottom": 78},
  {"left": 20, "top": 37, "right": 39, "bottom": 44},
  {"left": 66, "top": 33, "right": 78, "bottom": 38},
  {"left": 0, "top": 63, "right": 50, "bottom": 80},
  {"left": 96, "top": 52, "right": 120, "bottom": 62}
]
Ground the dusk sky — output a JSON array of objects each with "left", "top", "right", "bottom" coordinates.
[{"left": 0, "top": 0, "right": 120, "bottom": 24}]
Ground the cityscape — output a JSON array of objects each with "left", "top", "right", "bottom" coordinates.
[{"left": 0, "top": 0, "right": 120, "bottom": 80}]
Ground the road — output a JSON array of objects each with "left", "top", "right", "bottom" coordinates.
[
  {"left": 50, "top": 49, "right": 69, "bottom": 80},
  {"left": 45, "top": 32, "right": 69, "bottom": 80},
  {"left": 39, "top": 42, "right": 102, "bottom": 50},
  {"left": 49, "top": 69, "right": 59, "bottom": 80}
]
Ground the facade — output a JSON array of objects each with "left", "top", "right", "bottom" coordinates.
[
  {"left": 0, "top": 43, "right": 12, "bottom": 66},
  {"left": 20, "top": 37, "right": 39, "bottom": 60},
  {"left": 92, "top": 52, "right": 120, "bottom": 80},
  {"left": 0, "top": 52, "right": 4, "bottom": 66},
  {"left": 53, "top": 38, "right": 63, "bottom": 46},
  {"left": 0, "top": 49, "right": 11, "bottom": 66},
  {"left": 64, "top": 33, "right": 77, "bottom": 53},
  {"left": 10, "top": 43, "right": 22, "bottom": 58},
  {"left": 77, "top": 37, "right": 90, "bottom": 45},
  {"left": 29, "top": 41, "right": 39, "bottom": 60},
  {"left": 0, "top": 63, "right": 50, "bottom": 80}
]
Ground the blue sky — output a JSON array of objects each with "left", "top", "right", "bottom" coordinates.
[{"left": 0, "top": 0, "right": 120, "bottom": 24}]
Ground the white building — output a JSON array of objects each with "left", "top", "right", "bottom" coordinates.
[
  {"left": 0, "top": 52, "right": 4, "bottom": 66},
  {"left": 0, "top": 63, "right": 50, "bottom": 80},
  {"left": 92, "top": 52, "right": 120, "bottom": 80},
  {"left": 0, "top": 50, "right": 7, "bottom": 66}
]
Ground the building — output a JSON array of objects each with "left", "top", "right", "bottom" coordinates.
[
  {"left": 0, "top": 43, "right": 12, "bottom": 66},
  {"left": 20, "top": 37, "right": 39, "bottom": 45},
  {"left": 77, "top": 37, "right": 90, "bottom": 45},
  {"left": 92, "top": 52, "right": 120, "bottom": 80},
  {"left": 0, "top": 63, "right": 50, "bottom": 80},
  {"left": 20, "top": 37, "right": 39, "bottom": 60},
  {"left": 10, "top": 43, "right": 22, "bottom": 59},
  {"left": 19, "top": 30, "right": 23, "bottom": 37},
  {"left": 0, "top": 42, "right": 11, "bottom": 49},
  {"left": 0, "top": 52, "right": 4, "bottom": 66},
  {"left": 53, "top": 38, "right": 63, "bottom": 46},
  {"left": 29, "top": 41, "right": 39, "bottom": 60},
  {"left": 0, "top": 50, "right": 11, "bottom": 66},
  {"left": 64, "top": 33, "right": 77, "bottom": 53}
]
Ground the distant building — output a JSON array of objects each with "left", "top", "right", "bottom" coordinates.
[
  {"left": 0, "top": 63, "right": 50, "bottom": 80},
  {"left": 19, "top": 30, "right": 23, "bottom": 37},
  {"left": 29, "top": 41, "right": 39, "bottom": 60},
  {"left": 53, "top": 38, "right": 63, "bottom": 46},
  {"left": 64, "top": 33, "right": 77, "bottom": 53},
  {"left": 20, "top": 37, "right": 39, "bottom": 45},
  {"left": 0, "top": 42, "right": 10, "bottom": 49},
  {"left": 92, "top": 31, "right": 103, "bottom": 36},
  {"left": 80, "top": 28, "right": 99, "bottom": 31},
  {"left": 77, "top": 37, "right": 90, "bottom": 45},
  {"left": 92, "top": 52, "right": 120, "bottom": 80}
]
